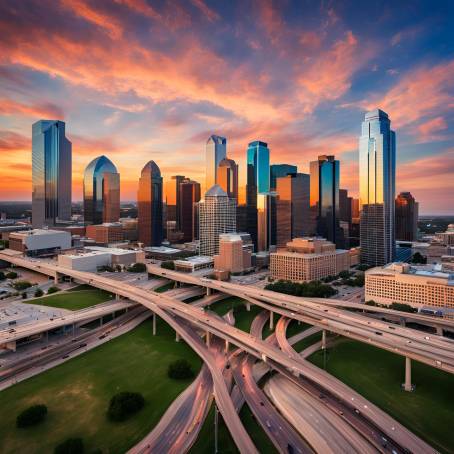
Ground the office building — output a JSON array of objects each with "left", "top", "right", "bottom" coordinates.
[
  {"left": 138, "top": 161, "right": 163, "bottom": 247},
  {"left": 270, "top": 164, "right": 297, "bottom": 190},
  {"left": 359, "top": 109, "right": 396, "bottom": 266},
  {"left": 257, "top": 192, "right": 277, "bottom": 252},
  {"left": 198, "top": 185, "right": 236, "bottom": 256},
  {"left": 206, "top": 135, "right": 226, "bottom": 191},
  {"left": 214, "top": 233, "right": 252, "bottom": 274},
  {"left": 174, "top": 255, "right": 214, "bottom": 273},
  {"left": 83, "top": 155, "right": 120, "bottom": 225},
  {"left": 365, "top": 263, "right": 454, "bottom": 312},
  {"left": 164, "top": 175, "right": 185, "bottom": 231},
  {"left": 180, "top": 179, "right": 201, "bottom": 242},
  {"left": 310, "top": 155, "right": 343, "bottom": 247},
  {"left": 9, "top": 229, "right": 71, "bottom": 256},
  {"left": 351, "top": 198, "right": 360, "bottom": 220},
  {"left": 32, "top": 120, "right": 72, "bottom": 228},
  {"left": 395, "top": 192, "right": 418, "bottom": 241},
  {"left": 217, "top": 158, "right": 238, "bottom": 200},
  {"left": 276, "top": 173, "right": 310, "bottom": 247},
  {"left": 270, "top": 237, "right": 351, "bottom": 283},
  {"left": 339, "top": 189, "right": 352, "bottom": 223},
  {"left": 435, "top": 225, "right": 454, "bottom": 246},
  {"left": 86, "top": 223, "right": 123, "bottom": 244}
]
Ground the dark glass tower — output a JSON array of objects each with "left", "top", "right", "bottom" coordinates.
[
  {"left": 395, "top": 192, "right": 418, "bottom": 241},
  {"left": 270, "top": 164, "right": 297, "bottom": 191},
  {"left": 83, "top": 155, "right": 120, "bottom": 225},
  {"left": 32, "top": 120, "right": 72, "bottom": 228},
  {"left": 138, "top": 160, "right": 163, "bottom": 246}
]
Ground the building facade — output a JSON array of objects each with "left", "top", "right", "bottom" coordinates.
[
  {"left": 83, "top": 155, "right": 120, "bottom": 225},
  {"left": 310, "top": 155, "right": 343, "bottom": 247},
  {"left": 164, "top": 175, "right": 186, "bottom": 232},
  {"left": 359, "top": 109, "right": 396, "bottom": 266},
  {"left": 9, "top": 229, "right": 72, "bottom": 256},
  {"left": 138, "top": 161, "right": 163, "bottom": 247},
  {"left": 217, "top": 158, "right": 238, "bottom": 200},
  {"left": 206, "top": 135, "right": 226, "bottom": 191},
  {"left": 86, "top": 223, "right": 123, "bottom": 244},
  {"left": 32, "top": 120, "right": 72, "bottom": 228},
  {"left": 257, "top": 192, "right": 277, "bottom": 252},
  {"left": 270, "top": 164, "right": 297, "bottom": 190},
  {"left": 270, "top": 237, "right": 350, "bottom": 282},
  {"left": 276, "top": 173, "right": 310, "bottom": 247},
  {"left": 198, "top": 185, "right": 236, "bottom": 256},
  {"left": 213, "top": 233, "right": 252, "bottom": 274},
  {"left": 395, "top": 192, "right": 418, "bottom": 241},
  {"left": 180, "top": 179, "right": 201, "bottom": 242}
]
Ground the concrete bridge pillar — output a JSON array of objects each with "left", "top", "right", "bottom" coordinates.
[
  {"left": 206, "top": 287, "right": 212, "bottom": 296},
  {"left": 152, "top": 313, "right": 156, "bottom": 335},
  {"left": 269, "top": 311, "right": 274, "bottom": 330},
  {"left": 115, "top": 294, "right": 120, "bottom": 300},
  {"left": 436, "top": 326, "right": 443, "bottom": 336},
  {"left": 225, "top": 339, "right": 229, "bottom": 353},
  {"left": 400, "top": 318, "right": 406, "bottom": 328},
  {"left": 403, "top": 357, "right": 414, "bottom": 392},
  {"left": 174, "top": 281, "right": 179, "bottom": 289},
  {"left": 322, "top": 330, "right": 327, "bottom": 350},
  {"left": 246, "top": 302, "right": 251, "bottom": 312},
  {"left": 206, "top": 331, "right": 211, "bottom": 348},
  {"left": 175, "top": 332, "right": 180, "bottom": 342}
]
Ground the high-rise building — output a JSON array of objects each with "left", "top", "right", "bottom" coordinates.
[
  {"left": 310, "top": 155, "right": 342, "bottom": 247},
  {"left": 198, "top": 185, "right": 236, "bottom": 256},
  {"left": 246, "top": 141, "right": 270, "bottom": 249},
  {"left": 270, "top": 164, "right": 297, "bottom": 190},
  {"left": 206, "top": 135, "right": 226, "bottom": 191},
  {"left": 213, "top": 233, "right": 252, "bottom": 274},
  {"left": 257, "top": 192, "right": 277, "bottom": 252},
  {"left": 217, "top": 158, "right": 238, "bottom": 200},
  {"left": 138, "top": 161, "right": 163, "bottom": 246},
  {"left": 276, "top": 173, "right": 310, "bottom": 247},
  {"left": 83, "top": 155, "right": 120, "bottom": 225},
  {"left": 339, "top": 189, "right": 352, "bottom": 223},
  {"left": 351, "top": 198, "right": 360, "bottom": 220},
  {"left": 179, "top": 179, "right": 201, "bottom": 242},
  {"left": 32, "top": 120, "right": 72, "bottom": 228},
  {"left": 164, "top": 175, "right": 185, "bottom": 230},
  {"left": 395, "top": 192, "right": 418, "bottom": 241},
  {"left": 359, "top": 109, "right": 396, "bottom": 265}
]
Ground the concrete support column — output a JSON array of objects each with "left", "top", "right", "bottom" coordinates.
[
  {"left": 174, "top": 281, "right": 179, "bottom": 289},
  {"left": 436, "top": 326, "right": 443, "bottom": 336},
  {"left": 322, "top": 329, "right": 327, "bottom": 350},
  {"left": 206, "top": 331, "right": 211, "bottom": 348},
  {"left": 175, "top": 332, "right": 180, "bottom": 342},
  {"left": 269, "top": 311, "right": 274, "bottom": 330},
  {"left": 100, "top": 317, "right": 103, "bottom": 327},
  {"left": 225, "top": 339, "right": 229, "bottom": 353},
  {"left": 400, "top": 318, "right": 406, "bottom": 327},
  {"left": 115, "top": 294, "right": 120, "bottom": 300},
  {"left": 72, "top": 324, "right": 75, "bottom": 336},
  {"left": 246, "top": 302, "right": 251, "bottom": 312},
  {"left": 206, "top": 287, "right": 212, "bottom": 296},
  {"left": 403, "top": 356, "right": 413, "bottom": 392},
  {"left": 152, "top": 312, "right": 156, "bottom": 335}
]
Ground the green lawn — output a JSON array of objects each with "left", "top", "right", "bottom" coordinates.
[
  {"left": 0, "top": 318, "right": 202, "bottom": 454},
  {"left": 25, "top": 288, "right": 112, "bottom": 311},
  {"left": 309, "top": 340, "right": 454, "bottom": 453},
  {"left": 155, "top": 282, "right": 175, "bottom": 293}
]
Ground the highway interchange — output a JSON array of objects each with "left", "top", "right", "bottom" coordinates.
[{"left": 0, "top": 252, "right": 451, "bottom": 453}]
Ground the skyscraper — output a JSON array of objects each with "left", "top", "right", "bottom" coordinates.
[
  {"left": 395, "top": 192, "right": 418, "bottom": 241},
  {"left": 246, "top": 140, "right": 270, "bottom": 249},
  {"left": 164, "top": 175, "right": 185, "bottom": 231},
  {"left": 198, "top": 185, "right": 236, "bottom": 256},
  {"left": 206, "top": 135, "right": 226, "bottom": 191},
  {"left": 32, "top": 120, "right": 72, "bottom": 228},
  {"left": 257, "top": 192, "right": 277, "bottom": 252},
  {"left": 270, "top": 164, "right": 297, "bottom": 191},
  {"left": 310, "top": 155, "right": 343, "bottom": 247},
  {"left": 83, "top": 155, "right": 120, "bottom": 225},
  {"left": 217, "top": 158, "right": 238, "bottom": 200},
  {"left": 359, "top": 109, "right": 396, "bottom": 265},
  {"left": 276, "top": 173, "right": 310, "bottom": 247},
  {"left": 179, "top": 179, "right": 201, "bottom": 242},
  {"left": 138, "top": 161, "right": 163, "bottom": 246}
]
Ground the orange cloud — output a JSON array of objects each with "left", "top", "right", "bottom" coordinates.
[
  {"left": 0, "top": 99, "right": 64, "bottom": 119},
  {"left": 190, "top": 0, "right": 220, "bottom": 22},
  {"left": 417, "top": 116, "right": 448, "bottom": 140}
]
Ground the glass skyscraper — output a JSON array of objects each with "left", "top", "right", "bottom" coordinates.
[
  {"left": 206, "top": 135, "right": 226, "bottom": 191},
  {"left": 395, "top": 192, "right": 418, "bottom": 242},
  {"left": 310, "top": 155, "right": 343, "bottom": 247},
  {"left": 83, "top": 155, "right": 120, "bottom": 225},
  {"left": 32, "top": 120, "right": 72, "bottom": 228},
  {"left": 270, "top": 164, "right": 297, "bottom": 191},
  {"left": 217, "top": 158, "right": 238, "bottom": 200},
  {"left": 138, "top": 160, "right": 163, "bottom": 246},
  {"left": 359, "top": 109, "right": 396, "bottom": 265}
]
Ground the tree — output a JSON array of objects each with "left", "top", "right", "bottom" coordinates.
[
  {"left": 338, "top": 270, "right": 352, "bottom": 279},
  {"left": 356, "top": 264, "right": 372, "bottom": 271},
  {"left": 6, "top": 271, "right": 18, "bottom": 279},
  {"left": 47, "top": 286, "right": 60, "bottom": 294},
  {"left": 389, "top": 302, "right": 417, "bottom": 313},
  {"left": 22, "top": 292, "right": 28, "bottom": 299},
  {"left": 115, "top": 264, "right": 122, "bottom": 272},
  {"left": 168, "top": 359, "right": 195, "bottom": 379},
  {"left": 0, "top": 271, "right": 5, "bottom": 281},
  {"left": 16, "top": 404, "right": 48, "bottom": 428},
  {"left": 34, "top": 288, "right": 44, "bottom": 297},
  {"left": 161, "top": 261, "right": 175, "bottom": 270},
  {"left": 411, "top": 252, "right": 427, "bottom": 264},
  {"left": 13, "top": 280, "right": 32, "bottom": 291},
  {"left": 54, "top": 438, "right": 84, "bottom": 454},
  {"left": 127, "top": 262, "right": 146, "bottom": 273},
  {"left": 98, "top": 265, "right": 115, "bottom": 272},
  {"left": 264, "top": 280, "right": 337, "bottom": 298},
  {"left": 107, "top": 392, "right": 145, "bottom": 422}
]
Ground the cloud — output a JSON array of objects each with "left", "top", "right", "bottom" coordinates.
[
  {"left": 190, "top": 0, "right": 220, "bottom": 22},
  {"left": 0, "top": 99, "right": 65, "bottom": 119},
  {"left": 417, "top": 116, "right": 448, "bottom": 139}
]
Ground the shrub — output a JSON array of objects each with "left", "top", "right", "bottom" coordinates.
[
  {"left": 107, "top": 392, "right": 145, "bottom": 422},
  {"left": 34, "top": 288, "right": 44, "bottom": 297},
  {"left": 54, "top": 438, "right": 84, "bottom": 454},
  {"left": 127, "top": 262, "right": 146, "bottom": 273},
  {"left": 98, "top": 265, "right": 115, "bottom": 272},
  {"left": 0, "top": 271, "right": 5, "bottom": 281},
  {"left": 168, "top": 359, "right": 195, "bottom": 379},
  {"left": 411, "top": 252, "right": 427, "bottom": 264},
  {"left": 22, "top": 292, "right": 27, "bottom": 299},
  {"left": 47, "top": 286, "right": 60, "bottom": 294},
  {"left": 13, "top": 280, "right": 32, "bottom": 291},
  {"left": 16, "top": 404, "right": 48, "bottom": 428},
  {"left": 338, "top": 270, "right": 353, "bottom": 279},
  {"left": 264, "top": 280, "right": 337, "bottom": 298},
  {"left": 6, "top": 271, "right": 18, "bottom": 279},
  {"left": 161, "top": 260, "right": 175, "bottom": 270},
  {"left": 389, "top": 302, "right": 417, "bottom": 313}
]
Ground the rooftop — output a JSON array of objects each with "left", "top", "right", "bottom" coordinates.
[
  {"left": 12, "top": 229, "right": 69, "bottom": 237},
  {"left": 84, "top": 246, "right": 137, "bottom": 256},
  {"left": 175, "top": 255, "right": 213, "bottom": 265}
]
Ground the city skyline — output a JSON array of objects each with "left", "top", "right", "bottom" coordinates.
[{"left": 0, "top": 1, "right": 453, "bottom": 214}]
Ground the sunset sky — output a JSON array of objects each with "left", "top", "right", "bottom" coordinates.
[{"left": 0, "top": 0, "right": 453, "bottom": 214}]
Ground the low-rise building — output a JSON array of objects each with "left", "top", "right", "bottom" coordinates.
[
  {"left": 270, "top": 237, "right": 351, "bottom": 282},
  {"left": 174, "top": 256, "right": 213, "bottom": 273},
  {"left": 144, "top": 245, "right": 188, "bottom": 261},
  {"left": 213, "top": 233, "right": 252, "bottom": 274},
  {"left": 86, "top": 223, "right": 124, "bottom": 245},
  {"left": 365, "top": 263, "right": 454, "bottom": 312},
  {"left": 9, "top": 229, "right": 71, "bottom": 256},
  {"left": 435, "top": 224, "right": 454, "bottom": 246}
]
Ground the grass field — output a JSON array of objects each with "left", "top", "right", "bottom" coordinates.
[
  {"left": 0, "top": 318, "right": 201, "bottom": 454},
  {"left": 309, "top": 339, "right": 454, "bottom": 453},
  {"left": 25, "top": 287, "right": 112, "bottom": 311},
  {"left": 155, "top": 282, "right": 175, "bottom": 293}
]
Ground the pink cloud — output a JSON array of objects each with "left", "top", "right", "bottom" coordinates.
[
  {"left": 417, "top": 116, "right": 448, "bottom": 139},
  {"left": 0, "top": 98, "right": 64, "bottom": 119},
  {"left": 190, "top": 0, "right": 220, "bottom": 22}
]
